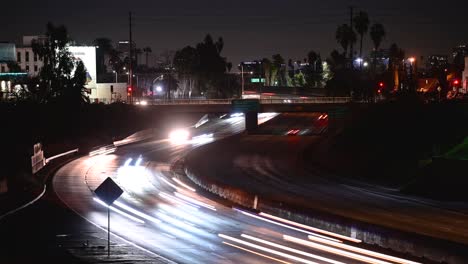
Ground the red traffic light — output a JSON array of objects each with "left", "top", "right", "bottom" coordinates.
[
  {"left": 453, "top": 80, "right": 460, "bottom": 85},
  {"left": 127, "top": 86, "right": 133, "bottom": 93},
  {"left": 379, "top": 82, "right": 384, "bottom": 87}
]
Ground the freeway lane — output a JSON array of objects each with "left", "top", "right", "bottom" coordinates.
[{"left": 53, "top": 114, "right": 423, "bottom": 264}]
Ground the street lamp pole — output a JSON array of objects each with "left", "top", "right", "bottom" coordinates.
[
  {"left": 113, "top": 71, "right": 117, "bottom": 83},
  {"left": 241, "top": 64, "right": 244, "bottom": 99}
]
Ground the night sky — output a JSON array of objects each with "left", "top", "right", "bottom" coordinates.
[{"left": 3, "top": 0, "right": 468, "bottom": 66}]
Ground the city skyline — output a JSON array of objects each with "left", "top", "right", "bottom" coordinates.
[{"left": 3, "top": 0, "right": 468, "bottom": 65}]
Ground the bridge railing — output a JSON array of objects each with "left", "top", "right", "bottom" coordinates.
[{"left": 144, "top": 97, "right": 351, "bottom": 105}]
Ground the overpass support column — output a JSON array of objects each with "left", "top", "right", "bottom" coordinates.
[{"left": 245, "top": 112, "right": 258, "bottom": 133}]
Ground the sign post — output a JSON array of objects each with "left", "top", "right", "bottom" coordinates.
[{"left": 94, "top": 177, "right": 124, "bottom": 258}]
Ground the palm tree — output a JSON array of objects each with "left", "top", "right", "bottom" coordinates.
[
  {"left": 370, "top": 23, "right": 386, "bottom": 70},
  {"left": 335, "top": 24, "right": 356, "bottom": 58},
  {"left": 389, "top": 43, "right": 405, "bottom": 90},
  {"left": 353, "top": 11, "right": 370, "bottom": 66},
  {"left": 143, "top": 47, "right": 152, "bottom": 66}
]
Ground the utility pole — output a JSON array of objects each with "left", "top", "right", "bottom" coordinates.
[
  {"left": 129, "top": 11, "right": 133, "bottom": 104},
  {"left": 349, "top": 6, "right": 354, "bottom": 61}
]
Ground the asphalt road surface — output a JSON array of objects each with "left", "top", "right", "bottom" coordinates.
[{"left": 53, "top": 113, "right": 424, "bottom": 264}]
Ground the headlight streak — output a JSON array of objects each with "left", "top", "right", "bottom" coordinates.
[
  {"left": 233, "top": 208, "right": 342, "bottom": 243},
  {"left": 259, "top": 212, "right": 361, "bottom": 243},
  {"left": 124, "top": 158, "right": 133, "bottom": 167},
  {"left": 222, "top": 241, "right": 292, "bottom": 264},
  {"left": 241, "top": 234, "right": 345, "bottom": 264},
  {"left": 283, "top": 235, "right": 395, "bottom": 264},
  {"left": 172, "top": 177, "right": 196, "bottom": 192},
  {"left": 218, "top": 234, "right": 319, "bottom": 264},
  {"left": 93, "top": 198, "right": 145, "bottom": 224},
  {"left": 159, "top": 176, "right": 182, "bottom": 190},
  {"left": 174, "top": 192, "right": 216, "bottom": 211},
  {"left": 159, "top": 192, "right": 200, "bottom": 210},
  {"left": 113, "top": 200, "right": 161, "bottom": 224},
  {"left": 135, "top": 156, "right": 143, "bottom": 167},
  {"left": 306, "top": 235, "right": 421, "bottom": 264}
]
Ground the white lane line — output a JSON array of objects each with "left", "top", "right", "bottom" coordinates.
[
  {"left": 219, "top": 234, "right": 319, "bottom": 264},
  {"left": 0, "top": 184, "right": 46, "bottom": 221},
  {"left": 241, "top": 234, "right": 345, "bottom": 264},
  {"left": 233, "top": 208, "right": 341, "bottom": 243},
  {"left": 223, "top": 242, "right": 291, "bottom": 264},
  {"left": 172, "top": 177, "right": 196, "bottom": 192}
]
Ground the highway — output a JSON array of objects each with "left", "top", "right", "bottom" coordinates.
[{"left": 53, "top": 113, "right": 423, "bottom": 264}]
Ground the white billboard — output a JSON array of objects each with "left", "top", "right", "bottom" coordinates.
[{"left": 68, "top": 46, "right": 97, "bottom": 89}]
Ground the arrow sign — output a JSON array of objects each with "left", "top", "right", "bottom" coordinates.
[{"left": 94, "top": 177, "right": 123, "bottom": 258}]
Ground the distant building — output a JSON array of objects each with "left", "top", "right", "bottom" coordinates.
[
  {"left": 15, "top": 36, "right": 46, "bottom": 77},
  {"left": 0, "top": 42, "right": 16, "bottom": 73}
]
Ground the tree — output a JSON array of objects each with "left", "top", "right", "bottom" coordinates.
[
  {"left": 262, "top": 58, "right": 273, "bottom": 86},
  {"left": 370, "top": 23, "right": 386, "bottom": 52},
  {"left": 93, "top": 38, "right": 113, "bottom": 75},
  {"left": 354, "top": 11, "right": 370, "bottom": 66},
  {"left": 370, "top": 23, "right": 386, "bottom": 70},
  {"left": 173, "top": 46, "right": 198, "bottom": 97},
  {"left": 272, "top": 54, "right": 285, "bottom": 86},
  {"left": 143, "top": 47, "right": 152, "bottom": 66},
  {"left": 32, "top": 22, "right": 87, "bottom": 104},
  {"left": 388, "top": 43, "right": 405, "bottom": 91},
  {"left": 336, "top": 24, "right": 356, "bottom": 58},
  {"left": 173, "top": 34, "right": 230, "bottom": 98}
]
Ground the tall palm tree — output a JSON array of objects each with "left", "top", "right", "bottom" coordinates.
[
  {"left": 370, "top": 23, "right": 386, "bottom": 70},
  {"left": 335, "top": 24, "right": 356, "bottom": 58},
  {"left": 353, "top": 11, "right": 370, "bottom": 66},
  {"left": 143, "top": 47, "right": 152, "bottom": 66}
]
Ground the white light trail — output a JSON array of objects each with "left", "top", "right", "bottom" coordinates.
[
  {"left": 135, "top": 156, "right": 143, "bottom": 167},
  {"left": 174, "top": 192, "right": 216, "bottom": 211},
  {"left": 124, "top": 158, "right": 133, "bottom": 167},
  {"left": 259, "top": 212, "right": 361, "bottom": 243},
  {"left": 113, "top": 201, "right": 161, "bottom": 224},
  {"left": 223, "top": 242, "right": 292, "bottom": 264},
  {"left": 241, "top": 234, "right": 345, "bottom": 264},
  {"left": 172, "top": 177, "right": 196, "bottom": 192},
  {"left": 219, "top": 234, "right": 319, "bottom": 264},
  {"left": 233, "top": 208, "right": 341, "bottom": 242},
  {"left": 93, "top": 198, "right": 145, "bottom": 224},
  {"left": 306, "top": 235, "right": 421, "bottom": 264},
  {"left": 159, "top": 177, "right": 182, "bottom": 191},
  {"left": 284, "top": 235, "right": 395, "bottom": 264}
]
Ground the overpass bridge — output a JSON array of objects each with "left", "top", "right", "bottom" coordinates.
[{"left": 142, "top": 97, "right": 352, "bottom": 132}]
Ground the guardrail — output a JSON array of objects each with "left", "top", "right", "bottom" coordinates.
[{"left": 143, "top": 97, "right": 351, "bottom": 105}]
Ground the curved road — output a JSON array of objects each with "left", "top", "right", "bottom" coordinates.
[{"left": 53, "top": 114, "right": 423, "bottom": 264}]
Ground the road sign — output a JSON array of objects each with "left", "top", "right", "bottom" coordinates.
[
  {"left": 94, "top": 177, "right": 124, "bottom": 258},
  {"left": 31, "top": 143, "right": 45, "bottom": 174},
  {"left": 94, "top": 177, "right": 123, "bottom": 206},
  {"left": 232, "top": 99, "right": 260, "bottom": 112}
]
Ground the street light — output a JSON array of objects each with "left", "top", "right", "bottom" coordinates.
[
  {"left": 240, "top": 64, "right": 244, "bottom": 98},
  {"left": 112, "top": 70, "right": 117, "bottom": 83}
]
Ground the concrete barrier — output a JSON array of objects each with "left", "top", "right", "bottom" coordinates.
[{"left": 184, "top": 166, "right": 468, "bottom": 263}]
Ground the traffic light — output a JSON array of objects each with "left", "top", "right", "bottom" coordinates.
[
  {"left": 379, "top": 82, "right": 384, "bottom": 88},
  {"left": 453, "top": 79, "right": 460, "bottom": 86},
  {"left": 127, "top": 86, "right": 133, "bottom": 93}
]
